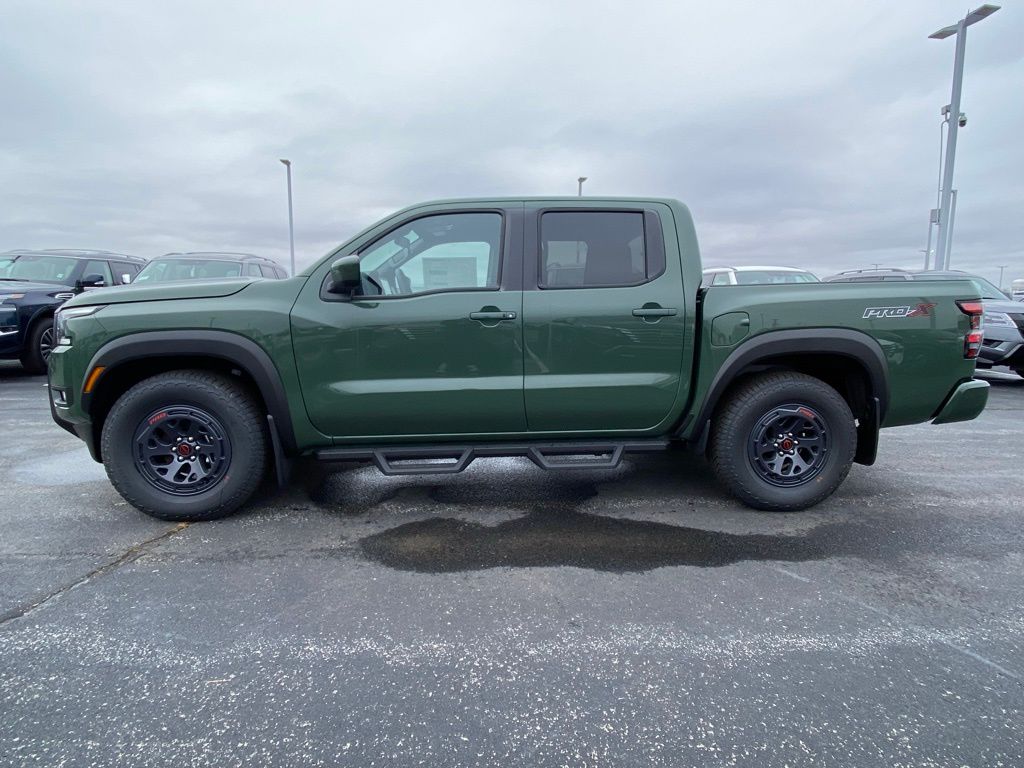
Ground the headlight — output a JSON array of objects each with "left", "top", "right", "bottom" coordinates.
[
  {"left": 983, "top": 311, "right": 1014, "bottom": 328},
  {"left": 55, "top": 305, "right": 105, "bottom": 345}
]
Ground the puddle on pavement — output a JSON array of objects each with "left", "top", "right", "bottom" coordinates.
[{"left": 359, "top": 510, "right": 877, "bottom": 573}]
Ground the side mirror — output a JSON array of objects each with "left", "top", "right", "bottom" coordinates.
[
  {"left": 329, "top": 255, "right": 362, "bottom": 295},
  {"left": 121, "top": 273, "right": 132, "bottom": 285},
  {"left": 74, "top": 274, "right": 106, "bottom": 292}
]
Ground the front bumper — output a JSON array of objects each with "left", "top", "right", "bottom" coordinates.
[
  {"left": 47, "top": 343, "right": 101, "bottom": 461},
  {"left": 932, "top": 379, "right": 990, "bottom": 425},
  {"left": 48, "top": 390, "right": 101, "bottom": 460}
]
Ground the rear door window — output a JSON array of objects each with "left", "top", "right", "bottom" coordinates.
[{"left": 539, "top": 211, "right": 650, "bottom": 288}]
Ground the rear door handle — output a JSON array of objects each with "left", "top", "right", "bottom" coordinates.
[
  {"left": 470, "top": 311, "right": 517, "bottom": 321},
  {"left": 632, "top": 307, "right": 677, "bottom": 317}
]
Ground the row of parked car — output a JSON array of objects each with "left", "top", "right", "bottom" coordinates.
[
  {"left": 0, "top": 249, "right": 287, "bottom": 373},
  {"left": 701, "top": 265, "right": 1024, "bottom": 378}
]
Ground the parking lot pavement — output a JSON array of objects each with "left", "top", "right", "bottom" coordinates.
[{"left": 1, "top": 361, "right": 1022, "bottom": 767}]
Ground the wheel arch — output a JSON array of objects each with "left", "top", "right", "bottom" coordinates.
[
  {"left": 82, "top": 330, "right": 297, "bottom": 462},
  {"left": 686, "top": 329, "right": 889, "bottom": 466}
]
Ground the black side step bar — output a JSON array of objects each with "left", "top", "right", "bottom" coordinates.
[{"left": 313, "top": 439, "right": 670, "bottom": 476}]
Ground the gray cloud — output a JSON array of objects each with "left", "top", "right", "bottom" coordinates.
[{"left": 1, "top": 0, "right": 1021, "bottom": 285}]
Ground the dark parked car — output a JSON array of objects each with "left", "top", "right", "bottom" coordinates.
[
  {"left": 824, "top": 268, "right": 918, "bottom": 283},
  {"left": 133, "top": 252, "right": 287, "bottom": 283},
  {"left": 0, "top": 249, "right": 145, "bottom": 373},
  {"left": 825, "top": 268, "right": 1007, "bottom": 294}
]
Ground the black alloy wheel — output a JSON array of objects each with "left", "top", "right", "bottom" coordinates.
[
  {"left": 39, "top": 326, "right": 54, "bottom": 363},
  {"left": 709, "top": 371, "right": 856, "bottom": 511},
  {"left": 132, "top": 405, "right": 232, "bottom": 496},
  {"left": 747, "top": 404, "right": 829, "bottom": 487}
]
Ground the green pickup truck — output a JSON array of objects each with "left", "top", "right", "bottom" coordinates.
[{"left": 48, "top": 198, "right": 989, "bottom": 521}]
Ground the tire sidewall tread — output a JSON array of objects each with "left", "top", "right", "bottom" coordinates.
[
  {"left": 709, "top": 371, "right": 856, "bottom": 512},
  {"left": 100, "top": 370, "right": 267, "bottom": 521}
]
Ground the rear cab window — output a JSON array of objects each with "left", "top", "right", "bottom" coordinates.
[{"left": 538, "top": 210, "right": 663, "bottom": 289}]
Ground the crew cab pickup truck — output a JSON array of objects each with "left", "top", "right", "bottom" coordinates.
[{"left": 48, "top": 198, "right": 989, "bottom": 521}]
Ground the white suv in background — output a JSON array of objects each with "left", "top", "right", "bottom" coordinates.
[{"left": 701, "top": 265, "right": 819, "bottom": 287}]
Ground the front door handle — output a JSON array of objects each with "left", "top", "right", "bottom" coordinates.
[
  {"left": 632, "top": 307, "right": 677, "bottom": 318},
  {"left": 470, "top": 310, "right": 517, "bottom": 321}
]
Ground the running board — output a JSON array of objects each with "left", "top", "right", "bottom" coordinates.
[{"left": 314, "top": 439, "right": 671, "bottom": 476}]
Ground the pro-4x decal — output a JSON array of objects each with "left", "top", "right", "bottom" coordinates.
[{"left": 862, "top": 303, "right": 936, "bottom": 319}]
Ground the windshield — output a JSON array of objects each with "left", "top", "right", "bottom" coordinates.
[
  {"left": 0, "top": 254, "right": 78, "bottom": 284},
  {"left": 135, "top": 259, "right": 242, "bottom": 283},
  {"left": 734, "top": 270, "right": 818, "bottom": 285}
]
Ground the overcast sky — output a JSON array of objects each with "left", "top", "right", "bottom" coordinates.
[{"left": 2, "top": 1, "right": 1022, "bottom": 283}]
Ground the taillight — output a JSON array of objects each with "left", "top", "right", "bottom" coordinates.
[{"left": 956, "top": 299, "right": 985, "bottom": 359}]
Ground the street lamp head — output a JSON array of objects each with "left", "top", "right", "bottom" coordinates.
[
  {"left": 279, "top": 159, "right": 291, "bottom": 167},
  {"left": 965, "top": 4, "right": 1000, "bottom": 25},
  {"left": 578, "top": 176, "right": 587, "bottom": 183},
  {"left": 929, "top": 24, "right": 958, "bottom": 40},
  {"left": 930, "top": 4, "right": 999, "bottom": 38}
]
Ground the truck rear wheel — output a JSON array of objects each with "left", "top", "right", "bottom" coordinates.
[
  {"left": 100, "top": 370, "right": 267, "bottom": 521},
  {"left": 709, "top": 372, "right": 856, "bottom": 511}
]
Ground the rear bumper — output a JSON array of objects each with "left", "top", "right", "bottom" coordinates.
[{"left": 932, "top": 379, "right": 990, "bottom": 425}]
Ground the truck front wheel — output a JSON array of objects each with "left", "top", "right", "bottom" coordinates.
[
  {"left": 100, "top": 371, "right": 267, "bottom": 521},
  {"left": 709, "top": 372, "right": 856, "bottom": 511}
]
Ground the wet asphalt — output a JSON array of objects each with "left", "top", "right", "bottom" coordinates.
[{"left": 0, "top": 360, "right": 1022, "bottom": 767}]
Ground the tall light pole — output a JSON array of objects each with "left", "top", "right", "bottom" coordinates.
[
  {"left": 998, "top": 265, "right": 1007, "bottom": 290},
  {"left": 929, "top": 4, "right": 1000, "bottom": 271},
  {"left": 279, "top": 159, "right": 295, "bottom": 276},
  {"left": 577, "top": 176, "right": 587, "bottom": 196}
]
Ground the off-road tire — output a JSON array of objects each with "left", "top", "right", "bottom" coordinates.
[
  {"left": 101, "top": 370, "right": 267, "bottom": 521},
  {"left": 709, "top": 371, "right": 856, "bottom": 511},
  {"left": 20, "top": 316, "right": 54, "bottom": 374}
]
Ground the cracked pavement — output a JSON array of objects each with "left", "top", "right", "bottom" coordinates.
[{"left": 1, "top": 361, "right": 1023, "bottom": 766}]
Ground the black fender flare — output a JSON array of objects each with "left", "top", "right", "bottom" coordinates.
[
  {"left": 23, "top": 302, "right": 60, "bottom": 334},
  {"left": 83, "top": 330, "right": 297, "bottom": 454},
  {"left": 685, "top": 328, "right": 889, "bottom": 461}
]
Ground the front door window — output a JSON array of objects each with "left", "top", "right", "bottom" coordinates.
[{"left": 359, "top": 213, "right": 502, "bottom": 296}]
